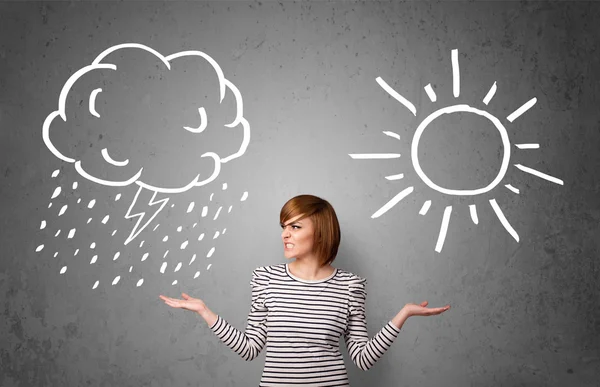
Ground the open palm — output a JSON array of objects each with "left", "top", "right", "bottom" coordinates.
[
  {"left": 159, "top": 292, "right": 207, "bottom": 314},
  {"left": 403, "top": 301, "right": 450, "bottom": 317}
]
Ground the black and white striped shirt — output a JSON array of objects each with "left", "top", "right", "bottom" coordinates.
[{"left": 210, "top": 263, "right": 401, "bottom": 386}]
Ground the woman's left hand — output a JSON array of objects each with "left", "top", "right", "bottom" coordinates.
[{"left": 401, "top": 301, "right": 450, "bottom": 318}]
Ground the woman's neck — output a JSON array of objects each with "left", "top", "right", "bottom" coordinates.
[{"left": 288, "top": 258, "right": 334, "bottom": 281}]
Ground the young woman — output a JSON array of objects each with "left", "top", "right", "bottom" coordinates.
[{"left": 160, "top": 194, "right": 450, "bottom": 386}]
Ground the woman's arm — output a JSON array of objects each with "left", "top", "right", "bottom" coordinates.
[
  {"left": 390, "top": 310, "right": 409, "bottom": 330},
  {"left": 344, "top": 278, "right": 450, "bottom": 371},
  {"left": 198, "top": 306, "right": 218, "bottom": 328},
  {"left": 160, "top": 266, "right": 270, "bottom": 362},
  {"left": 205, "top": 267, "right": 270, "bottom": 361},
  {"left": 344, "top": 277, "right": 402, "bottom": 371}
]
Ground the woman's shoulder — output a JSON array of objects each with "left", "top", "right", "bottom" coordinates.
[
  {"left": 333, "top": 267, "right": 366, "bottom": 284},
  {"left": 252, "top": 263, "right": 286, "bottom": 278},
  {"left": 249, "top": 264, "right": 283, "bottom": 289}
]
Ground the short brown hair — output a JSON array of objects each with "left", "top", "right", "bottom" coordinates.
[{"left": 280, "top": 194, "right": 341, "bottom": 266}]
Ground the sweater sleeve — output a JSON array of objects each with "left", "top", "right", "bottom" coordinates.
[
  {"left": 344, "top": 276, "right": 401, "bottom": 370},
  {"left": 209, "top": 266, "right": 269, "bottom": 361}
]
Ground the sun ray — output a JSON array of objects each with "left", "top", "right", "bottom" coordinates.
[
  {"left": 482, "top": 81, "right": 497, "bottom": 105},
  {"left": 435, "top": 206, "right": 453, "bottom": 252},
  {"left": 418, "top": 200, "right": 431, "bottom": 215},
  {"left": 507, "top": 97, "right": 537, "bottom": 122},
  {"left": 514, "top": 164, "right": 564, "bottom": 185},
  {"left": 382, "top": 131, "right": 401, "bottom": 140},
  {"left": 505, "top": 184, "right": 520, "bottom": 194},
  {"left": 489, "top": 199, "right": 519, "bottom": 242},
  {"left": 469, "top": 204, "right": 478, "bottom": 224},
  {"left": 349, "top": 153, "right": 400, "bottom": 159},
  {"left": 424, "top": 84, "right": 437, "bottom": 102},
  {"left": 385, "top": 173, "right": 404, "bottom": 181},
  {"left": 371, "top": 186, "right": 414, "bottom": 219},
  {"left": 515, "top": 143, "right": 539, "bottom": 149},
  {"left": 375, "top": 76, "right": 417, "bottom": 116},
  {"left": 451, "top": 49, "right": 460, "bottom": 98}
]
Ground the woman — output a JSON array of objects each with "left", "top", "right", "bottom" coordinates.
[{"left": 160, "top": 194, "right": 450, "bottom": 386}]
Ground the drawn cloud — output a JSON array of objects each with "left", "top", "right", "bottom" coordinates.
[{"left": 42, "top": 43, "right": 250, "bottom": 194}]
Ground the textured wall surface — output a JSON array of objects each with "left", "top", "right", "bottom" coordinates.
[{"left": 1, "top": 1, "right": 599, "bottom": 386}]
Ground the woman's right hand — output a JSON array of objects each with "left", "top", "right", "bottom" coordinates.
[{"left": 160, "top": 292, "right": 208, "bottom": 315}]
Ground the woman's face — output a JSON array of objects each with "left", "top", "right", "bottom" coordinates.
[{"left": 281, "top": 214, "right": 315, "bottom": 260}]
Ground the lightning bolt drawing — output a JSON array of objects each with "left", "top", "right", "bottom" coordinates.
[{"left": 124, "top": 185, "right": 170, "bottom": 245}]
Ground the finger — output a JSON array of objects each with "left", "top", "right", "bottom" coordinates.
[
  {"left": 163, "top": 298, "right": 178, "bottom": 305},
  {"left": 164, "top": 299, "right": 184, "bottom": 308},
  {"left": 164, "top": 297, "right": 183, "bottom": 305}
]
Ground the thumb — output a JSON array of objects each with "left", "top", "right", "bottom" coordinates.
[
  {"left": 420, "top": 301, "right": 428, "bottom": 307},
  {"left": 181, "top": 292, "right": 190, "bottom": 299}
]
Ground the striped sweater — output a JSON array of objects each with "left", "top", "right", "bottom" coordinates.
[{"left": 209, "top": 263, "right": 401, "bottom": 386}]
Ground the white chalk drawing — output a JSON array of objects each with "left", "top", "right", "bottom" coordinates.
[
  {"left": 37, "top": 43, "right": 252, "bottom": 289},
  {"left": 42, "top": 43, "right": 250, "bottom": 245},
  {"left": 350, "top": 48, "right": 564, "bottom": 252}
]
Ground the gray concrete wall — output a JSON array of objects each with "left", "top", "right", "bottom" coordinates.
[{"left": 1, "top": 1, "right": 598, "bottom": 386}]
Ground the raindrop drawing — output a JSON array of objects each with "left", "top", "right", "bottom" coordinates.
[{"left": 350, "top": 49, "right": 564, "bottom": 253}]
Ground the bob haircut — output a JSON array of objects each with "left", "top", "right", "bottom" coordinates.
[{"left": 280, "top": 194, "right": 341, "bottom": 267}]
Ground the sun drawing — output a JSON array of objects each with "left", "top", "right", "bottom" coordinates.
[{"left": 349, "top": 49, "right": 564, "bottom": 253}]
